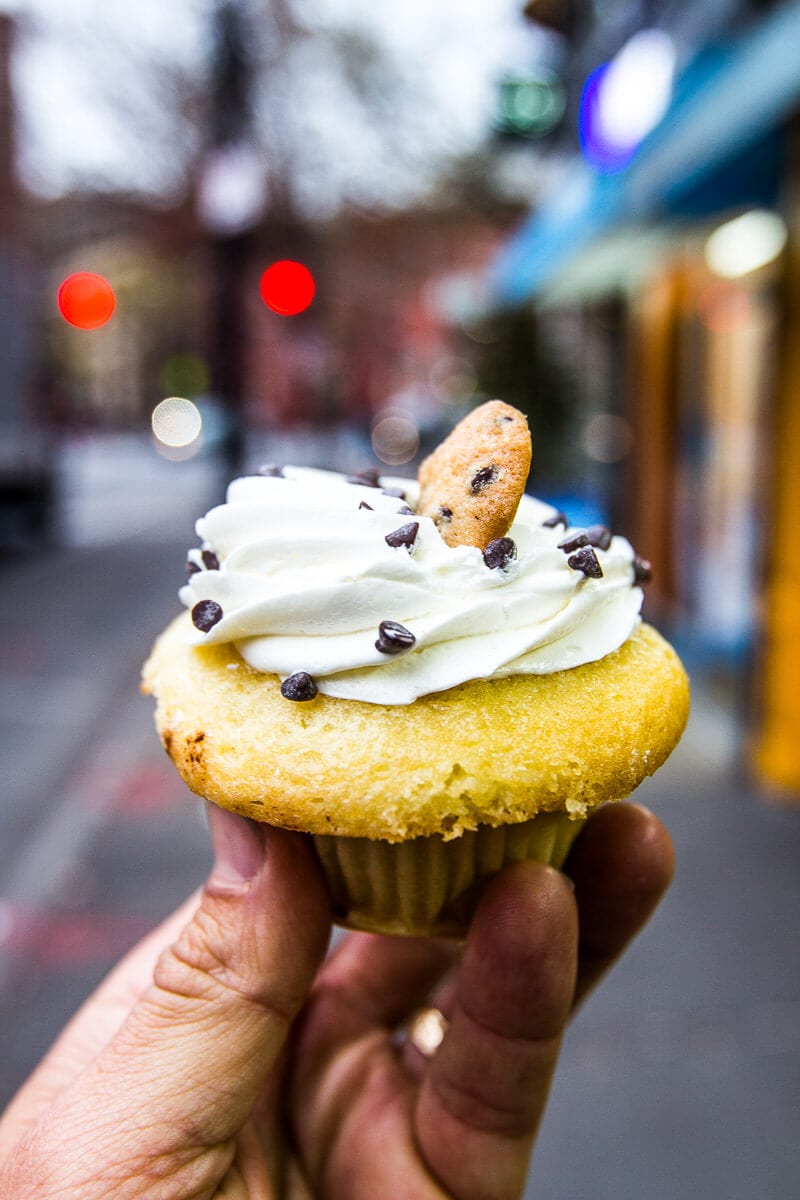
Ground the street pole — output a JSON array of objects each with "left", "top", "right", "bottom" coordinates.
[{"left": 205, "top": 0, "right": 256, "bottom": 479}]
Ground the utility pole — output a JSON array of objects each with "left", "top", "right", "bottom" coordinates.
[
  {"left": 0, "top": 14, "right": 52, "bottom": 545},
  {"left": 202, "top": 0, "right": 259, "bottom": 478}
]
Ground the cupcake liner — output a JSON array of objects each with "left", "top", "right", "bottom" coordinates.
[{"left": 312, "top": 812, "right": 585, "bottom": 938}]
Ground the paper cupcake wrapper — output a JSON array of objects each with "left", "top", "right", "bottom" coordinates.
[{"left": 312, "top": 812, "right": 585, "bottom": 938}]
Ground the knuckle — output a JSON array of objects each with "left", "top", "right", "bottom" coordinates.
[
  {"left": 430, "top": 1067, "right": 535, "bottom": 1139},
  {"left": 150, "top": 902, "right": 295, "bottom": 1029},
  {"left": 428, "top": 1007, "right": 560, "bottom": 1140}
]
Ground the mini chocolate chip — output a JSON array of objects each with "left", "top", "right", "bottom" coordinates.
[
  {"left": 397, "top": 504, "right": 414, "bottom": 515},
  {"left": 558, "top": 530, "right": 589, "bottom": 553},
  {"left": 542, "top": 511, "right": 568, "bottom": 529},
  {"left": 201, "top": 549, "right": 220, "bottom": 570},
  {"left": 385, "top": 521, "right": 419, "bottom": 550},
  {"left": 358, "top": 500, "right": 373, "bottom": 511},
  {"left": 375, "top": 620, "right": 416, "bottom": 654},
  {"left": 192, "top": 599, "right": 224, "bottom": 631},
  {"left": 437, "top": 505, "right": 453, "bottom": 523},
  {"left": 586, "top": 525, "right": 612, "bottom": 551},
  {"left": 483, "top": 537, "right": 517, "bottom": 570},
  {"left": 280, "top": 672, "right": 318, "bottom": 702},
  {"left": 186, "top": 559, "right": 201, "bottom": 576},
  {"left": 382, "top": 486, "right": 406, "bottom": 500},
  {"left": 567, "top": 546, "right": 603, "bottom": 579},
  {"left": 347, "top": 468, "right": 381, "bottom": 487},
  {"left": 470, "top": 464, "right": 498, "bottom": 494},
  {"left": 258, "top": 463, "right": 285, "bottom": 477},
  {"left": 633, "top": 556, "right": 653, "bottom": 584}
]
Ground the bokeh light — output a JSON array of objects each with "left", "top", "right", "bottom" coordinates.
[
  {"left": 580, "top": 30, "right": 675, "bottom": 173},
  {"left": 57, "top": 272, "right": 116, "bottom": 329},
  {"left": 260, "top": 260, "right": 316, "bottom": 315},
  {"left": 496, "top": 71, "right": 565, "bottom": 139},
  {"left": 429, "top": 355, "right": 477, "bottom": 402},
  {"left": 371, "top": 412, "right": 420, "bottom": 466},
  {"left": 151, "top": 397, "right": 203, "bottom": 449},
  {"left": 460, "top": 315, "right": 501, "bottom": 345},
  {"left": 704, "top": 210, "right": 788, "bottom": 279},
  {"left": 158, "top": 353, "right": 210, "bottom": 399},
  {"left": 582, "top": 413, "right": 634, "bottom": 463},
  {"left": 697, "top": 282, "right": 753, "bottom": 334}
]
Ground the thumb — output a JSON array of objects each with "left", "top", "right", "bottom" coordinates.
[{"left": 14, "top": 808, "right": 331, "bottom": 1197}]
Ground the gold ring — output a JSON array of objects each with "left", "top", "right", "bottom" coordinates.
[{"left": 406, "top": 1007, "right": 449, "bottom": 1058}]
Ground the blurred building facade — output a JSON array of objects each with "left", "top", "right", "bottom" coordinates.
[{"left": 496, "top": 0, "right": 800, "bottom": 795}]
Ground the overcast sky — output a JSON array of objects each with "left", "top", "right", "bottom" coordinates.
[{"left": 2, "top": 0, "right": 551, "bottom": 207}]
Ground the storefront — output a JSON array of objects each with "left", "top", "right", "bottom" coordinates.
[{"left": 489, "top": 0, "right": 800, "bottom": 796}]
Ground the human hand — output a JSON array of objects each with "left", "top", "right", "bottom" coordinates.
[{"left": 0, "top": 802, "right": 673, "bottom": 1200}]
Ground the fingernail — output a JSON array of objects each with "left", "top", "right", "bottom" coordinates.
[{"left": 207, "top": 802, "right": 265, "bottom": 887}]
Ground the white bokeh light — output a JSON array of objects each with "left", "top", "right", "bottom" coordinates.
[
  {"left": 151, "top": 396, "right": 202, "bottom": 448},
  {"left": 597, "top": 29, "right": 675, "bottom": 152},
  {"left": 371, "top": 412, "right": 420, "bottom": 465},
  {"left": 704, "top": 209, "right": 788, "bottom": 279}
]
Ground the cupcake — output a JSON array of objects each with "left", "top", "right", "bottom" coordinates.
[{"left": 143, "top": 401, "right": 689, "bottom": 936}]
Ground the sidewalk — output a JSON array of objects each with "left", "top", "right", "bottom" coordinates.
[{"left": 526, "top": 685, "right": 800, "bottom": 1199}]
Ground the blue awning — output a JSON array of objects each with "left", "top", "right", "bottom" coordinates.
[{"left": 490, "top": 0, "right": 800, "bottom": 305}]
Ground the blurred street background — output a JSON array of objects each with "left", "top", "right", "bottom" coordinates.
[{"left": 0, "top": 1, "right": 799, "bottom": 1196}]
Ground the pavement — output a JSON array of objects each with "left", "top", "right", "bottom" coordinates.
[{"left": 0, "top": 433, "right": 798, "bottom": 1198}]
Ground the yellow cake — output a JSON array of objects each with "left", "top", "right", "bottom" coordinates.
[{"left": 144, "top": 615, "right": 686, "bottom": 840}]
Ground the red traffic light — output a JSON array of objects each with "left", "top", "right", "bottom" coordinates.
[
  {"left": 57, "top": 272, "right": 116, "bottom": 329},
  {"left": 259, "top": 260, "right": 315, "bottom": 316}
]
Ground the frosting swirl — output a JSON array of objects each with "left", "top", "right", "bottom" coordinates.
[{"left": 180, "top": 467, "right": 644, "bottom": 705}]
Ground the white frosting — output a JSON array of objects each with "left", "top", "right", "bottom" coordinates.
[{"left": 180, "top": 467, "right": 643, "bottom": 705}]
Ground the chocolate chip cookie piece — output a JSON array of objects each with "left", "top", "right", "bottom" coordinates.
[{"left": 417, "top": 400, "right": 532, "bottom": 548}]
